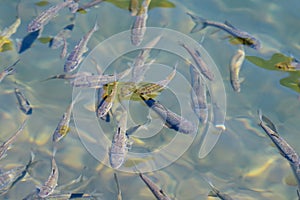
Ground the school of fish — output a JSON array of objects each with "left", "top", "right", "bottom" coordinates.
[{"left": 0, "top": 0, "right": 298, "bottom": 200}]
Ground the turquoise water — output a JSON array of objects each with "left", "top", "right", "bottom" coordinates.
[{"left": 0, "top": 0, "right": 300, "bottom": 199}]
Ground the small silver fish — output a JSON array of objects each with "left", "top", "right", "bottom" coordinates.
[
  {"left": 114, "top": 173, "right": 122, "bottom": 200},
  {"left": 97, "top": 79, "right": 118, "bottom": 118},
  {"left": 203, "top": 177, "right": 235, "bottom": 200},
  {"left": 0, "top": 59, "right": 19, "bottom": 83},
  {"left": 0, "top": 152, "right": 34, "bottom": 195},
  {"left": 139, "top": 173, "right": 171, "bottom": 200},
  {"left": 187, "top": 13, "right": 261, "bottom": 49},
  {"left": 64, "top": 22, "right": 99, "bottom": 73},
  {"left": 50, "top": 24, "right": 74, "bottom": 49},
  {"left": 42, "top": 72, "right": 93, "bottom": 82},
  {"left": 60, "top": 38, "right": 68, "bottom": 59},
  {"left": 131, "top": 0, "right": 151, "bottom": 46},
  {"left": 0, "top": 118, "right": 28, "bottom": 160},
  {"left": 109, "top": 110, "right": 129, "bottom": 169},
  {"left": 230, "top": 46, "right": 245, "bottom": 92},
  {"left": 190, "top": 64, "right": 208, "bottom": 124},
  {"left": 258, "top": 110, "right": 299, "bottom": 165},
  {"left": 180, "top": 42, "right": 214, "bottom": 81},
  {"left": 27, "top": 0, "right": 76, "bottom": 33},
  {"left": 15, "top": 88, "right": 33, "bottom": 115},
  {"left": 52, "top": 94, "right": 79, "bottom": 143},
  {"left": 0, "top": 17, "right": 21, "bottom": 39},
  {"left": 37, "top": 156, "right": 59, "bottom": 198},
  {"left": 140, "top": 96, "right": 196, "bottom": 134},
  {"left": 130, "top": 35, "right": 161, "bottom": 82},
  {"left": 135, "top": 63, "right": 177, "bottom": 96},
  {"left": 258, "top": 110, "right": 300, "bottom": 195},
  {"left": 71, "top": 68, "right": 130, "bottom": 88},
  {"left": 77, "top": 0, "right": 104, "bottom": 11},
  {"left": 51, "top": 192, "right": 100, "bottom": 200}
]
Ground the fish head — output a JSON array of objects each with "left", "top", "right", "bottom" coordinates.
[
  {"left": 109, "top": 153, "right": 125, "bottom": 169},
  {"left": 37, "top": 186, "right": 53, "bottom": 198},
  {"left": 248, "top": 37, "right": 261, "bottom": 50},
  {"left": 27, "top": 22, "right": 42, "bottom": 33}
]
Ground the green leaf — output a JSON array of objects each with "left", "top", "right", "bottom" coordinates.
[
  {"left": 76, "top": 8, "right": 88, "bottom": 14},
  {"left": 104, "top": 0, "right": 175, "bottom": 11},
  {"left": 246, "top": 53, "right": 293, "bottom": 71},
  {"left": 35, "top": 1, "right": 49, "bottom": 7},
  {"left": 38, "top": 37, "right": 52, "bottom": 44},
  {"left": 280, "top": 74, "right": 300, "bottom": 93}
]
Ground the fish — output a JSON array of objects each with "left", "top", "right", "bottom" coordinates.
[
  {"left": 42, "top": 72, "right": 93, "bottom": 82},
  {"left": 230, "top": 46, "right": 245, "bottom": 92},
  {"left": 64, "top": 22, "right": 99, "bottom": 73},
  {"left": 60, "top": 38, "right": 68, "bottom": 59},
  {"left": 186, "top": 13, "right": 261, "bottom": 49},
  {"left": 179, "top": 42, "right": 214, "bottom": 81},
  {"left": 0, "top": 59, "right": 20, "bottom": 83},
  {"left": 0, "top": 17, "right": 21, "bottom": 51},
  {"left": 109, "top": 110, "right": 129, "bottom": 169},
  {"left": 140, "top": 95, "right": 196, "bottom": 134},
  {"left": 71, "top": 68, "right": 130, "bottom": 88},
  {"left": 37, "top": 155, "right": 59, "bottom": 198},
  {"left": 129, "top": 0, "right": 139, "bottom": 16},
  {"left": 49, "top": 23, "right": 74, "bottom": 49},
  {"left": 135, "top": 63, "right": 177, "bottom": 96},
  {"left": 274, "top": 59, "right": 300, "bottom": 72},
  {"left": 131, "top": 0, "right": 152, "bottom": 46},
  {"left": 258, "top": 110, "right": 300, "bottom": 195},
  {"left": 258, "top": 110, "right": 299, "bottom": 166},
  {"left": 0, "top": 152, "right": 35, "bottom": 195},
  {"left": 119, "top": 82, "right": 137, "bottom": 99},
  {"left": 52, "top": 94, "right": 79, "bottom": 143},
  {"left": 94, "top": 65, "right": 111, "bottom": 121},
  {"left": 14, "top": 88, "right": 33, "bottom": 115},
  {"left": 202, "top": 176, "right": 235, "bottom": 200},
  {"left": 0, "top": 118, "right": 28, "bottom": 160},
  {"left": 24, "top": 191, "right": 102, "bottom": 200},
  {"left": 27, "top": 0, "right": 77, "bottom": 32},
  {"left": 130, "top": 35, "right": 161, "bottom": 83},
  {"left": 0, "top": 17, "right": 21, "bottom": 39},
  {"left": 77, "top": 0, "right": 104, "bottom": 12},
  {"left": 96, "top": 78, "right": 118, "bottom": 118},
  {"left": 114, "top": 173, "right": 122, "bottom": 200},
  {"left": 190, "top": 64, "right": 208, "bottom": 124},
  {"left": 139, "top": 173, "right": 171, "bottom": 200}
]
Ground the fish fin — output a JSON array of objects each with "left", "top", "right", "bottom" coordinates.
[
  {"left": 260, "top": 113, "right": 278, "bottom": 133},
  {"left": 186, "top": 12, "right": 207, "bottom": 33},
  {"left": 239, "top": 77, "right": 245, "bottom": 83},
  {"left": 283, "top": 173, "right": 297, "bottom": 186},
  {"left": 224, "top": 21, "right": 236, "bottom": 29},
  {"left": 126, "top": 139, "right": 133, "bottom": 150},
  {"left": 208, "top": 191, "right": 217, "bottom": 197}
]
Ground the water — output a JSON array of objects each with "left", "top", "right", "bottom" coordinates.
[{"left": 0, "top": 0, "right": 300, "bottom": 199}]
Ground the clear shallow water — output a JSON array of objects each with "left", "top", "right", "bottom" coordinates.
[{"left": 0, "top": 0, "right": 300, "bottom": 199}]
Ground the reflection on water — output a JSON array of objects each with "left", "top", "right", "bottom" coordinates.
[{"left": 0, "top": 0, "right": 300, "bottom": 199}]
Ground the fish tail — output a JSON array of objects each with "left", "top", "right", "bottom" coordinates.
[
  {"left": 52, "top": 145, "right": 58, "bottom": 158},
  {"left": 257, "top": 109, "right": 263, "bottom": 124},
  {"left": 186, "top": 12, "right": 207, "bottom": 33}
]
